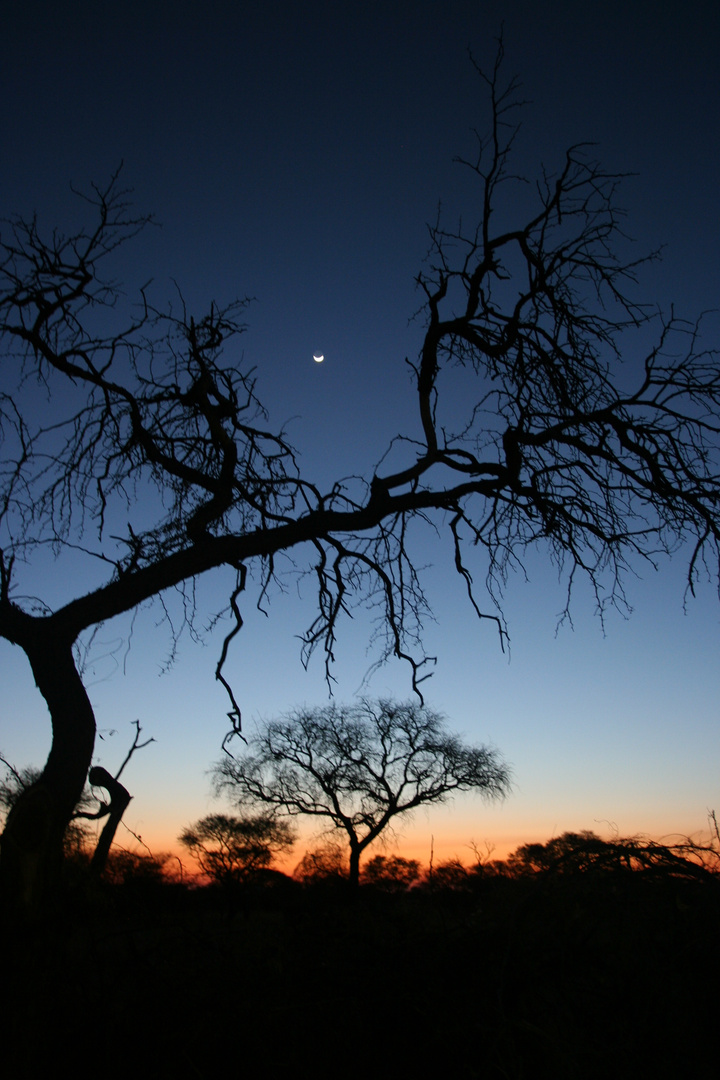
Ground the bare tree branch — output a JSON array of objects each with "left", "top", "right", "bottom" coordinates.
[{"left": 2, "top": 45, "right": 720, "bottom": 909}]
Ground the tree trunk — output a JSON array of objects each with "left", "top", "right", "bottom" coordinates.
[
  {"left": 348, "top": 841, "right": 361, "bottom": 888},
  {"left": 0, "top": 634, "right": 96, "bottom": 914}
]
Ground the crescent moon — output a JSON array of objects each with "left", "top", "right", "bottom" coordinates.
[{"left": 313, "top": 354, "right": 324, "bottom": 363}]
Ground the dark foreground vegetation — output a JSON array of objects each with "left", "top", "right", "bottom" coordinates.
[{"left": 6, "top": 834, "right": 719, "bottom": 1079}]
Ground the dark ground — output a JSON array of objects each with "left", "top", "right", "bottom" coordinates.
[{"left": 6, "top": 869, "right": 719, "bottom": 1079}]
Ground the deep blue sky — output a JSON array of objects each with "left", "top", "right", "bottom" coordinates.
[{"left": 2, "top": 1, "right": 719, "bottom": 864}]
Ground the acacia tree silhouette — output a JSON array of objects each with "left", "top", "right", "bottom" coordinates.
[
  {"left": 215, "top": 699, "right": 510, "bottom": 887},
  {"left": 179, "top": 813, "right": 296, "bottom": 885},
  {"left": 1, "top": 45, "right": 719, "bottom": 910}
]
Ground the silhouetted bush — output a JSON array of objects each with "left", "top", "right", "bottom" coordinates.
[
  {"left": 506, "top": 830, "right": 718, "bottom": 883},
  {"left": 293, "top": 841, "right": 349, "bottom": 885},
  {"left": 361, "top": 854, "right": 421, "bottom": 891},
  {"left": 424, "top": 856, "right": 472, "bottom": 891},
  {"left": 102, "top": 848, "right": 178, "bottom": 886}
]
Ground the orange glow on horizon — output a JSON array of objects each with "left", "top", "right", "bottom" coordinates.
[{"left": 115, "top": 813, "right": 719, "bottom": 885}]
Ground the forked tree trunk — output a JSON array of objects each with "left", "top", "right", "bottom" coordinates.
[{"left": 0, "top": 633, "right": 96, "bottom": 914}]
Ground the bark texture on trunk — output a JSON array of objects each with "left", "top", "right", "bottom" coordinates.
[{"left": 0, "top": 634, "right": 96, "bottom": 913}]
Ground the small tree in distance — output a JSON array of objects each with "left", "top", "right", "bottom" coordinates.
[
  {"left": 214, "top": 699, "right": 510, "bottom": 888},
  {"left": 179, "top": 813, "right": 296, "bottom": 886}
]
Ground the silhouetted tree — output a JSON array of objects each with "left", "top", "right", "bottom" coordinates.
[
  {"left": 77, "top": 721, "right": 155, "bottom": 876},
  {"left": 1, "top": 722, "right": 152, "bottom": 886},
  {"left": 179, "top": 813, "right": 295, "bottom": 885},
  {"left": 3, "top": 43, "right": 720, "bottom": 909},
  {"left": 215, "top": 699, "right": 510, "bottom": 887}
]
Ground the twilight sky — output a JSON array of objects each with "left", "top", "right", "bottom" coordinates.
[{"left": 1, "top": 0, "right": 719, "bottom": 868}]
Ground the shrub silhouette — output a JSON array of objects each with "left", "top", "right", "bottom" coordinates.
[{"left": 362, "top": 854, "right": 421, "bottom": 891}]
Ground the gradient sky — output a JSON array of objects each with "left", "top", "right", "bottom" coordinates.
[{"left": 2, "top": 1, "right": 719, "bottom": 870}]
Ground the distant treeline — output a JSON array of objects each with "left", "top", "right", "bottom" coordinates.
[{"left": 78, "top": 826, "right": 720, "bottom": 892}]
